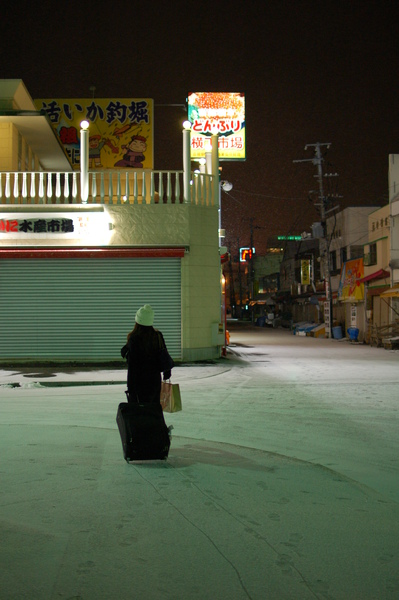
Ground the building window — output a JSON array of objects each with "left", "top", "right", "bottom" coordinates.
[
  {"left": 350, "top": 245, "right": 364, "bottom": 260},
  {"left": 330, "top": 250, "right": 337, "bottom": 272},
  {"left": 369, "top": 242, "right": 377, "bottom": 265},
  {"left": 340, "top": 246, "right": 347, "bottom": 264}
]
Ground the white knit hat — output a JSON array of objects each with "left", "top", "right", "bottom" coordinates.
[{"left": 135, "top": 304, "right": 154, "bottom": 326}]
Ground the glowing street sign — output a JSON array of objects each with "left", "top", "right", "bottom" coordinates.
[
  {"left": 301, "top": 260, "right": 311, "bottom": 285},
  {"left": 187, "top": 92, "right": 245, "bottom": 161},
  {"left": 240, "top": 247, "right": 255, "bottom": 262}
]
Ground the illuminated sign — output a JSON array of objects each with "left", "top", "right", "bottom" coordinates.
[
  {"left": 35, "top": 98, "right": 154, "bottom": 170},
  {"left": 0, "top": 212, "right": 108, "bottom": 241},
  {"left": 187, "top": 92, "right": 245, "bottom": 161},
  {"left": 301, "top": 260, "right": 311, "bottom": 285},
  {"left": 240, "top": 247, "right": 255, "bottom": 262},
  {"left": 277, "top": 235, "right": 302, "bottom": 241},
  {"left": 1, "top": 217, "right": 74, "bottom": 234}
]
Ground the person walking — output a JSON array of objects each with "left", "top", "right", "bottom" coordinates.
[{"left": 121, "top": 304, "right": 173, "bottom": 404}]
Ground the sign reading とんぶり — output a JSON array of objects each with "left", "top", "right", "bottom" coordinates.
[{"left": 187, "top": 92, "right": 245, "bottom": 161}]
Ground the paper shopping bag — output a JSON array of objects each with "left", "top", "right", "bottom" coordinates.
[{"left": 160, "top": 381, "right": 182, "bottom": 413}]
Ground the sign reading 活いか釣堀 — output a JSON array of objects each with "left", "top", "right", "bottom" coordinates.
[
  {"left": 187, "top": 92, "right": 245, "bottom": 161},
  {"left": 35, "top": 98, "right": 154, "bottom": 170}
]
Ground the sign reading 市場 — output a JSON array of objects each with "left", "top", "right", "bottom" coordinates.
[
  {"left": 187, "top": 92, "right": 246, "bottom": 161},
  {"left": 0, "top": 212, "right": 108, "bottom": 240}
]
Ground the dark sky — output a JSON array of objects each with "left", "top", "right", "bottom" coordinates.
[{"left": 2, "top": 0, "right": 398, "bottom": 254}]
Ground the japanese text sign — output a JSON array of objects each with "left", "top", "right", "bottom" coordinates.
[
  {"left": 187, "top": 92, "right": 246, "bottom": 161},
  {"left": 0, "top": 212, "right": 107, "bottom": 241},
  {"left": 35, "top": 98, "right": 154, "bottom": 170}
]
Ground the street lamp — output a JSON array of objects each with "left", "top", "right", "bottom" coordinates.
[
  {"left": 80, "top": 120, "right": 90, "bottom": 204},
  {"left": 221, "top": 180, "right": 233, "bottom": 192},
  {"left": 219, "top": 179, "right": 233, "bottom": 246},
  {"left": 182, "top": 121, "right": 191, "bottom": 203}
]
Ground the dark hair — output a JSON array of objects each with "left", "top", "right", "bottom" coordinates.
[
  {"left": 127, "top": 322, "right": 153, "bottom": 340},
  {"left": 127, "top": 323, "right": 159, "bottom": 355}
]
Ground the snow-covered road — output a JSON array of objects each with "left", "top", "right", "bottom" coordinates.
[{"left": 1, "top": 325, "right": 398, "bottom": 599}]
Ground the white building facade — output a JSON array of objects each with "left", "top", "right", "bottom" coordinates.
[{"left": 0, "top": 80, "right": 224, "bottom": 363}]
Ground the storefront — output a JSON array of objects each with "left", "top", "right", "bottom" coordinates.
[
  {"left": 0, "top": 202, "right": 222, "bottom": 363},
  {"left": 0, "top": 250, "right": 183, "bottom": 361}
]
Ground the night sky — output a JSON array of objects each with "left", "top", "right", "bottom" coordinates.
[{"left": 2, "top": 0, "right": 398, "bottom": 255}]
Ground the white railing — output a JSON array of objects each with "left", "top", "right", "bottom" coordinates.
[{"left": 0, "top": 170, "right": 217, "bottom": 207}]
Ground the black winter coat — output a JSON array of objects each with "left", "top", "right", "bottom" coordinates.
[{"left": 121, "top": 327, "right": 170, "bottom": 404}]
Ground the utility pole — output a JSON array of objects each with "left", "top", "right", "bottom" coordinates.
[
  {"left": 294, "top": 143, "right": 333, "bottom": 337},
  {"left": 237, "top": 237, "right": 243, "bottom": 319},
  {"left": 228, "top": 248, "right": 236, "bottom": 317},
  {"left": 249, "top": 218, "right": 255, "bottom": 322}
]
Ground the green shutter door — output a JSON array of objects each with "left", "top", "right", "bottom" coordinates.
[{"left": 0, "top": 258, "right": 181, "bottom": 360}]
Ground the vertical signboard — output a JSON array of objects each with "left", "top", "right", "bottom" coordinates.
[
  {"left": 337, "top": 258, "right": 364, "bottom": 302},
  {"left": 187, "top": 92, "right": 245, "bottom": 160},
  {"left": 301, "top": 260, "right": 311, "bottom": 285},
  {"left": 35, "top": 98, "right": 154, "bottom": 170}
]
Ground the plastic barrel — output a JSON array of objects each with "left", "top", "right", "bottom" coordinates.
[
  {"left": 332, "top": 326, "right": 343, "bottom": 339},
  {"left": 347, "top": 327, "right": 359, "bottom": 341}
]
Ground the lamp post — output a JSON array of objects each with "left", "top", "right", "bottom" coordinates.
[
  {"left": 80, "top": 120, "right": 90, "bottom": 204},
  {"left": 182, "top": 120, "right": 191, "bottom": 203}
]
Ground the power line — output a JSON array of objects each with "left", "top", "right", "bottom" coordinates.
[{"left": 225, "top": 188, "right": 305, "bottom": 201}]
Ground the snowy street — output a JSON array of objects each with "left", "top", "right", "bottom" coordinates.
[{"left": 1, "top": 324, "right": 399, "bottom": 599}]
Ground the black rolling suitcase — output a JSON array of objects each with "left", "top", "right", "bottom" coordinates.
[{"left": 116, "top": 399, "right": 170, "bottom": 462}]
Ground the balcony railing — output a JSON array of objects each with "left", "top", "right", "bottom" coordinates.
[{"left": 0, "top": 169, "right": 217, "bottom": 207}]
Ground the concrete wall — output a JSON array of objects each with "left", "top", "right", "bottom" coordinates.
[
  {"left": 364, "top": 204, "right": 390, "bottom": 275},
  {"left": 0, "top": 121, "right": 39, "bottom": 172},
  {"left": 181, "top": 205, "right": 221, "bottom": 361},
  {"left": 0, "top": 122, "right": 15, "bottom": 171},
  {"left": 107, "top": 203, "right": 221, "bottom": 360},
  {"left": 389, "top": 155, "right": 399, "bottom": 283},
  {"left": 389, "top": 154, "right": 399, "bottom": 202}
]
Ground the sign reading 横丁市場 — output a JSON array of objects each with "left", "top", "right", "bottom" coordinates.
[{"left": 187, "top": 92, "right": 245, "bottom": 161}]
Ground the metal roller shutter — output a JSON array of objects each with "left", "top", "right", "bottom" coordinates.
[{"left": 0, "top": 258, "right": 181, "bottom": 361}]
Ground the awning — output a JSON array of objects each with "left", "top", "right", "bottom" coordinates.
[
  {"left": 380, "top": 284, "right": 399, "bottom": 298},
  {"left": 359, "top": 269, "right": 390, "bottom": 283},
  {"left": 0, "top": 247, "right": 186, "bottom": 259},
  {"left": 220, "top": 252, "right": 229, "bottom": 264}
]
